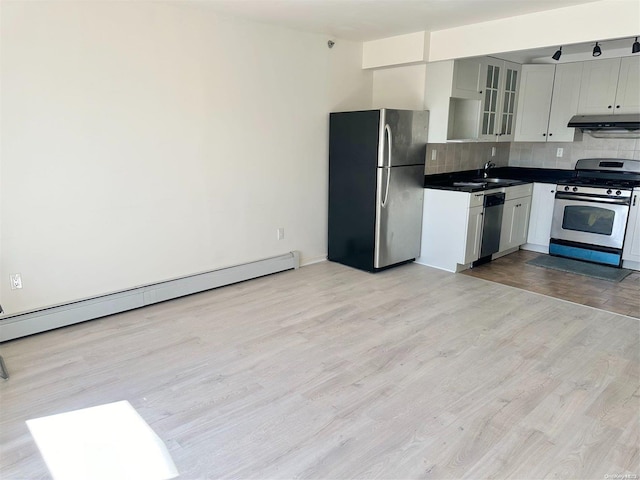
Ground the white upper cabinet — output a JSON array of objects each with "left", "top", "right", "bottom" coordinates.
[
  {"left": 514, "top": 65, "right": 555, "bottom": 142},
  {"left": 577, "top": 56, "right": 640, "bottom": 114},
  {"left": 479, "top": 59, "right": 521, "bottom": 142},
  {"left": 577, "top": 58, "right": 620, "bottom": 114},
  {"left": 615, "top": 56, "right": 640, "bottom": 114},
  {"left": 548, "top": 62, "right": 584, "bottom": 140},
  {"left": 514, "top": 63, "right": 583, "bottom": 142},
  {"left": 424, "top": 57, "right": 520, "bottom": 143},
  {"left": 498, "top": 63, "right": 520, "bottom": 142},
  {"left": 451, "top": 57, "right": 484, "bottom": 100}
]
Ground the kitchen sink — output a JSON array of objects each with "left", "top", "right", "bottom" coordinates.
[
  {"left": 474, "top": 177, "right": 509, "bottom": 183},
  {"left": 473, "top": 177, "right": 521, "bottom": 186},
  {"left": 453, "top": 181, "right": 487, "bottom": 187}
]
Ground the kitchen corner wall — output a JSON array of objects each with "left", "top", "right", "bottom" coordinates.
[
  {"left": 509, "top": 135, "right": 640, "bottom": 169},
  {"left": 425, "top": 142, "right": 510, "bottom": 174}
]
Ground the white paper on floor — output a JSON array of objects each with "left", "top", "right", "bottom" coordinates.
[{"left": 26, "top": 400, "right": 178, "bottom": 480}]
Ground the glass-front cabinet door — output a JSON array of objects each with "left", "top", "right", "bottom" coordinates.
[
  {"left": 480, "top": 62, "right": 501, "bottom": 140},
  {"left": 499, "top": 65, "right": 518, "bottom": 141},
  {"left": 479, "top": 59, "right": 521, "bottom": 142}
]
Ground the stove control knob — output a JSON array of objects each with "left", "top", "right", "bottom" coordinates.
[
  {"left": 564, "top": 186, "right": 570, "bottom": 192},
  {"left": 616, "top": 190, "right": 622, "bottom": 196},
  {"left": 572, "top": 187, "right": 578, "bottom": 192},
  {"left": 607, "top": 189, "right": 613, "bottom": 195}
]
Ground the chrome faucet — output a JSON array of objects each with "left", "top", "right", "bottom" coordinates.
[{"left": 483, "top": 161, "right": 496, "bottom": 178}]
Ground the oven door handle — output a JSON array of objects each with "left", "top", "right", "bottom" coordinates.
[{"left": 555, "top": 192, "right": 631, "bottom": 205}]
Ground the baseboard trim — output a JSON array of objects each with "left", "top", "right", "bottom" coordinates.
[
  {"left": 0, "top": 252, "right": 300, "bottom": 342},
  {"left": 300, "top": 255, "right": 327, "bottom": 267},
  {"left": 521, "top": 243, "right": 549, "bottom": 254},
  {"left": 622, "top": 259, "right": 640, "bottom": 271}
]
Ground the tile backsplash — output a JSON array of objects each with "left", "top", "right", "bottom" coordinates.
[
  {"left": 509, "top": 135, "right": 640, "bottom": 169},
  {"left": 425, "top": 136, "right": 640, "bottom": 175},
  {"left": 425, "top": 142, "right": 510, "bottom": 174}
]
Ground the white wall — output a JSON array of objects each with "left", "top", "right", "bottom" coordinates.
[
  {"left": 0, "top": 2, "right": 372, "bottom": 315},
  {"left": 362, "top": 32, "right": 429, "bottom": 69},
  {"left": 371, "top": 65, "right": 427, "bottom": 110}
]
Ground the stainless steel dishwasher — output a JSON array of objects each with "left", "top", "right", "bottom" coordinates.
[{"left": 473, "top": 192, "right": 505, "bottom": 266}]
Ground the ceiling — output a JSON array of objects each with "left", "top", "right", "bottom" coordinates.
[{"left": 197, "top": 0, "right": 600, "bottom": 42}]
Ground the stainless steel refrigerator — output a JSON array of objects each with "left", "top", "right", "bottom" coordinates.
[{"left": 328, "top": 109, "right": 429, "bottom": 272}]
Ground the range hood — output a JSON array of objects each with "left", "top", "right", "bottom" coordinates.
[{"left": 568, "top": 114, "right": 640, "bottom": 138}]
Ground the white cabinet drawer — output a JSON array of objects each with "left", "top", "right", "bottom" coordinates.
[
  {"left": 505, "top": 183, "right": 533, "bottom": 201},
  {"left": 469, "top": 192, "right": 485, "bottom": 208}
]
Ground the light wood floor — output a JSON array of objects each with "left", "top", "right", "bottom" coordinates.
[
  {"left": 462, "top": 250, "right": 640, "bottom": 319},
  {"left": 0, "top": 261, "right": 638, "bottom": 479}
]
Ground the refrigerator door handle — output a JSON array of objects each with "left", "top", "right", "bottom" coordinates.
[
  {"left": 384, "top": 124, "right": 392, "bottom": 168},
  {"left": 381, "top": 124, "right": 392, "bottom": 207},
  {"left": 381, "top": 167, "right": 391, "bottom": 207}
]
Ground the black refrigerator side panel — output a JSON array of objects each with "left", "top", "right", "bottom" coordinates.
[{"left": 328, "top": 111, "right": 380, "bottom": 271}]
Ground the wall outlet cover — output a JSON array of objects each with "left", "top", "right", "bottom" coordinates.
[{"left": 10, "top": 274, "right": 22, "bottom": 290}]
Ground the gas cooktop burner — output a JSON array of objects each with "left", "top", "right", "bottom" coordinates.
[{"left": 563, "top": 158, "right": 640, "bottom": 189}]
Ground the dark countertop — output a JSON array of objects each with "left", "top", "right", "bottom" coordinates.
[{"left": 424, "top": 167, "right": 575, "bottom": 192}]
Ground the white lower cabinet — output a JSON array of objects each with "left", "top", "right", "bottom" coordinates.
[
  {"left": 622, "top": 190, "right": 640, "bottom": 269},
  {"left": 523, "top": 183, "right": 557, "bottom": 253},
  {"left": 417, "top": 189, "right": 485, "bottom": 272},
  {"left": 418, "top": 184, "right": 533, "bottom": 272},
  {"left": 499, "top": 197, "right": 532, "bottom": 252},
  {"left": 465, "top": 206, "right": 484, "bottom": 264},
  {"left": 498, "top": 183, "right": 532, "bottom": 253}
]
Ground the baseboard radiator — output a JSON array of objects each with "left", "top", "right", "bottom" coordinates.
[{"left": 0, "top": 251, "right": 300, "bottom": 342}]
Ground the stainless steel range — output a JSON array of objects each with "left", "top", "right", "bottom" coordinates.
[{"left": 550, "top": 158, "right": 640, "bottom": 267}]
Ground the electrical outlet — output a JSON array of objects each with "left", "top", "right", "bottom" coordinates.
[
  {"left": 491, "top": 147, "right": 496, "bottom": 157},
  {"left": 10, "top": 274, "right": 22, "bottom": 290},
  {"left": 277, "top": 228, "right": 284, "bottom": 240},
  {"left": 431, "top": 149, "right": 437, "bottom": 161},
  {"left": 556, "top": 148, "right": 564, "bottom": 158}
]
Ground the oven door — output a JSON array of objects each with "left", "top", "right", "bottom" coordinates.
[{"left": 551, "top": 193, "right": 630, "bottom": 249}]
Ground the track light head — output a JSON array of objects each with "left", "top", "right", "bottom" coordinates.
[
  {"left": 592, "top": 42, "right": 602, "bottom": 57},
  {"left": 552, "top": 47, "right": 562, "bottom": 61},
  {"left": 633, "top": 37, "right": 640, "bottom": 54}
]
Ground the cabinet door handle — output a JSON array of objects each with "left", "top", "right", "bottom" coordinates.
[
  {"left": 551, "top": 190, "right": 555, "bottom": 193},
  {"left": 542, "top": 133, "right": 546, "bottom": 136},
  {"left": 608, "top": 105, "right": 612, "bottom": 109},
  {"left": 549, "top": 133, "right": 553, "bottom": 136},
  {"left": 616, "top": 105, "right": 620, "bottom": 109},
  {"left": 634, "top": 194, "right": 637, "bottom": 206}
]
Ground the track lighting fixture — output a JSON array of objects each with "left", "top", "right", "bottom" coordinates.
[
  {"left": 592, "top": 42, "right": 602, "bottom": 57},
  {"left": 552, "top": 47, "right": 562, "bottom": 61},
  {"left": 633, "top": 37, "right": 640, "bottom": 54}
]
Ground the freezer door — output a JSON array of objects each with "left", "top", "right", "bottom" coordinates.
[
  {"left": 378, "top": 110, "right": 429, "bottom": 168},
  {"left": 374, "top": 164, "right": 425, "bottom": 268}
]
